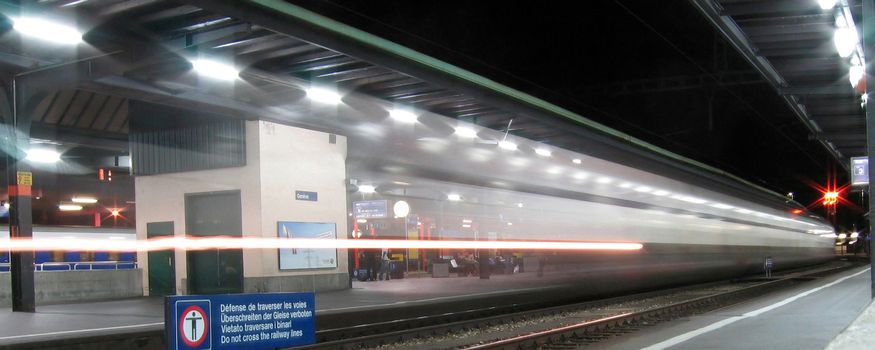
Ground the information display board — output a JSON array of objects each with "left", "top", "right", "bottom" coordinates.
[
  {"left": 851, "top": 156, "right": 868, "bottom": 186},
  {"left": 352, "top": 200, "right": 388, "bottom": 218},
  {"left": 165, "top": 292, "right": 315, "bottom": 350},
  {"left": 278, "top": 221, "right": 337, "bottom": 270}
]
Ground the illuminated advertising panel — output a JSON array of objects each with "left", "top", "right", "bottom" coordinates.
[{"left": 278, "top": 222, "right": 337, "bottom": 270}]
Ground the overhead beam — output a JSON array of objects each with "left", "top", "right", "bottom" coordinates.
[
  {"left": 809, "top": 132, "right": 867, "bottom": 141},
  {"left": 720, "top": 0, "right": 820, "bottom": 17},
  {"left": 689, "top": 0, "right": 848, "bottom": 171},
  {"left": 778, "top": 84, "right": 855, "bottom": 95}
]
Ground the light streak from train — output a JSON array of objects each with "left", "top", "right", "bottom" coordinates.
[{"left": 0, "top": 237, "right": 644, "bottom": 252}]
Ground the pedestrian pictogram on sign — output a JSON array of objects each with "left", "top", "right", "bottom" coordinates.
[
  {"left": 180, "top": 306, "right": 208, "bottom": 347},
  {"left": 174, "top": 300, "right": 211, "bottom": 350}
]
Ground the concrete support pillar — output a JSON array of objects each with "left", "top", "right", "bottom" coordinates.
[
  {"left": 865, "top": 0, "right": 875, "bottom": 299},
  {"left": 5, "top": 77, "right": 34, "bottom": 312}
]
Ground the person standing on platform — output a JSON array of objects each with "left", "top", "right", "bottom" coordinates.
[
  {"left": 365, "top": 249, "right": 378, "bottom": 281},
  {"left": 764, "top": 256, "right": 774, "bottom": 278},
  {"left": 379, "top": 251, "right": 391, "bottom": 280},
  {"left": 358, "top": 250, "right": 371, "bottom": 282}
]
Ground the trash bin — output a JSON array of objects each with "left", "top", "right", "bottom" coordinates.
[
  {"left": 432, "top": 263, "right": 449, "bottom": 278},
  {"left": 389, "top": 261, "right": 404, "bottom": 279},
  {"left": 355, "top": 268, "right": 369, "bottom": 282}
]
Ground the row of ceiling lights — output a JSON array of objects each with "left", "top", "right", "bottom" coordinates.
[
  {"left": 818, "top": 0, "right": 866, "bottom": 90},
  {"left": 12, "top": 15, "right": 831, "bottom": 233}
]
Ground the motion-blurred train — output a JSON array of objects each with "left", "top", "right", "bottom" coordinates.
[
  {"left": 0, "top": 227, "right": 136, "bottom": 272},
  {"left": 343, "top": 94, "right": 837, "bottom": 294}
]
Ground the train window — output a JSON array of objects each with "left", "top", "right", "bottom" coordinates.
[
  {"left": 79, "top": 251, "right": 94, "bottom": 262},
  {"left": 107, "top": 251, "right": 119, "bottom": 261},
  {"left": 52, "top": 251, "right": 64, "bottom": 262}
]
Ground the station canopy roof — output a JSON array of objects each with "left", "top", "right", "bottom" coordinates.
[
  {"left": 0, "top": 0, "right": 809, "bottom": 206},
  {"left": 692, "top": 0, "right": 866, "bottom": 165}
]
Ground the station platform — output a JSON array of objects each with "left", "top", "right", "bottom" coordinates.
[
  {"left": 592, "top": 265, "right": 873, "bottom": 350},
  {"left": 1, "top": 265, "right": 872, "bottom": 349},
  {"left": 0, "top": 270, "right": 577, "bottom": 348}
]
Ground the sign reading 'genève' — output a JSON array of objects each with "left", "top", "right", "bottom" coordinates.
[{"left": 165, "top": 292, "right": 315, "bottom": 350}]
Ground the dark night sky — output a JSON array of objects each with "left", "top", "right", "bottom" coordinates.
[{"left": 292, "top": 0, "right": 863, "bottom": 227}]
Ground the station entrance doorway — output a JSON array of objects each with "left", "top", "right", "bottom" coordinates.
[
  {"left": 185, "top": 190, "right": 243, "bottom": 294},
  {"left": 147, "top": 221, "right": 175, "bottom": 295}
]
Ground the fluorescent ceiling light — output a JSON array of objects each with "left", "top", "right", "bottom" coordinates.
[
  {"left": 498, "top": 140, "right": 517, "bottom": 151},
  {"left": 652, "top": 190, "right": 669, "bottom": 196},
  {"left": 461, "top": 224, "right": 471, "bottom": 228},
  {"left": 26, "top": 149, "right": 61, "bottom": 163},
  {"left": 819, "top": 0, "right": 837, "bottom": 10},
  {"left": 447, "top": 193, "right": 462, "bottom": 201},
  {"left": 462, "top": 219, "right": 472, "bottom": 223},
  {"left": 71, "top": 197, "right": 97, "bottom": 204},
  {"left": 710, "top": 203, "right": 734, "bottom": 210},
  {"left": 191, "top": 58, "right": 239, "bottom": 81},
  {"left": 596, "top": 177, "right": 613, "bottom": 184},
  {"left": 618, "top": 182, "right": 634, "bottom": 189},
  {"left": 454, "top": 127, "right": 478, "bottom": 138},
  {"left": 849, "top": 65, "right": 864, "bottom": 87},
  {"left": 516, "top": 202, "right": 523, "bottom": 208},
  {"left": 358, "top": 185, "right": 376, "bottom": 193},
  {"left": 572, "top": 158, "right": 582, "bottom": 164},
  {"left": 834, "top": 27, "right": 858, "bottom": 57},
  {"left": 546, "top": 167, "right": 562, "bottom": 174},
  {"left": 535, "top": 148, "right": 552, "bottom": 157},
  {"left": 634, "top": 186, "right": 652, "bottom": 193},
  {"left": 58, "top": 204, "right": 83, "bottom": 211},
  {"left": 672, "top": 195, "right": 707, "bottom": 204},
  {"left": 306, "top": 87, "right": 342, "bottom": 104},
  {"left": 390, "top": 109, "right": 418, "bottom": 123},
  {"left": 573, "top": 172, "right": 589, "bottom": 180},
  {"left": 12, "top": 17, "right": 82, "bottom": 45}
]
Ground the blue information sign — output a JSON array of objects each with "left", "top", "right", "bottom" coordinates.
[
  {"left": 352, "top": 200, "right": 388, "bottom": 218},
  {"left": 851, "top": 156, "right": 868, "bottom": 186},
  {"left": 295, "top": 191, "right": 318, "bottom": 201},
  {"left": 165, "top": 293, "right": 316, "bottom": 350}
]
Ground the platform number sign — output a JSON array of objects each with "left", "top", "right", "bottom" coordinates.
[{"left": 174, "top": 300, "right": 212, "bottom": 350}]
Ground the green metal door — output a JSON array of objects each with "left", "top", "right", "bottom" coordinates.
[
  {"left": 147, "top": 221, "right": 175, "bottom": 296},
  {"left": 185, "top": 191, "right": 243, "bottom": 294}
]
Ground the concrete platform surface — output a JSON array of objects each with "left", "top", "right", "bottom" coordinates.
[
  {"left": 590, "top": 266, "right": 872, "bottom": 350},
  {"left": 0, "top": 271, "right": 570, "bottom": 346},
  {"left": 825, "top": 298, "right": 875, "bottom": 350}
]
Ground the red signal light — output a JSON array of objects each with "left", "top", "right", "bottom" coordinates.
[
  {"left": 823, "top": 191, "right": 839, "bottom": 206},
  {"left": 98, "top": 168, "right": 113, "bottom": 182}
]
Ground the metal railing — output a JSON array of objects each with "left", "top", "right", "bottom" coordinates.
[{"left": 0, "top": 261, "right": 138, "bottom": 271}]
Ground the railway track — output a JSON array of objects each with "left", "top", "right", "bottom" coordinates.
[{"left": 289, "top": 260, "right": 864, "bottom": 350}]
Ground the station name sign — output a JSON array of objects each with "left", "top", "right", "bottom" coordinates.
[
  {"left": 165, "top": 292, "right": 315, "bottom": 350},
  {"left": 295, "top": 191, "right": 318, "bottom": 201},
  {"left": 851, "top": 156, "right": 868, "bottom": 186}
]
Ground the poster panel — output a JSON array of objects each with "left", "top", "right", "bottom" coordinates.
[{"left": 278, "top": 222, "right": 337, "bottom": 270}]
